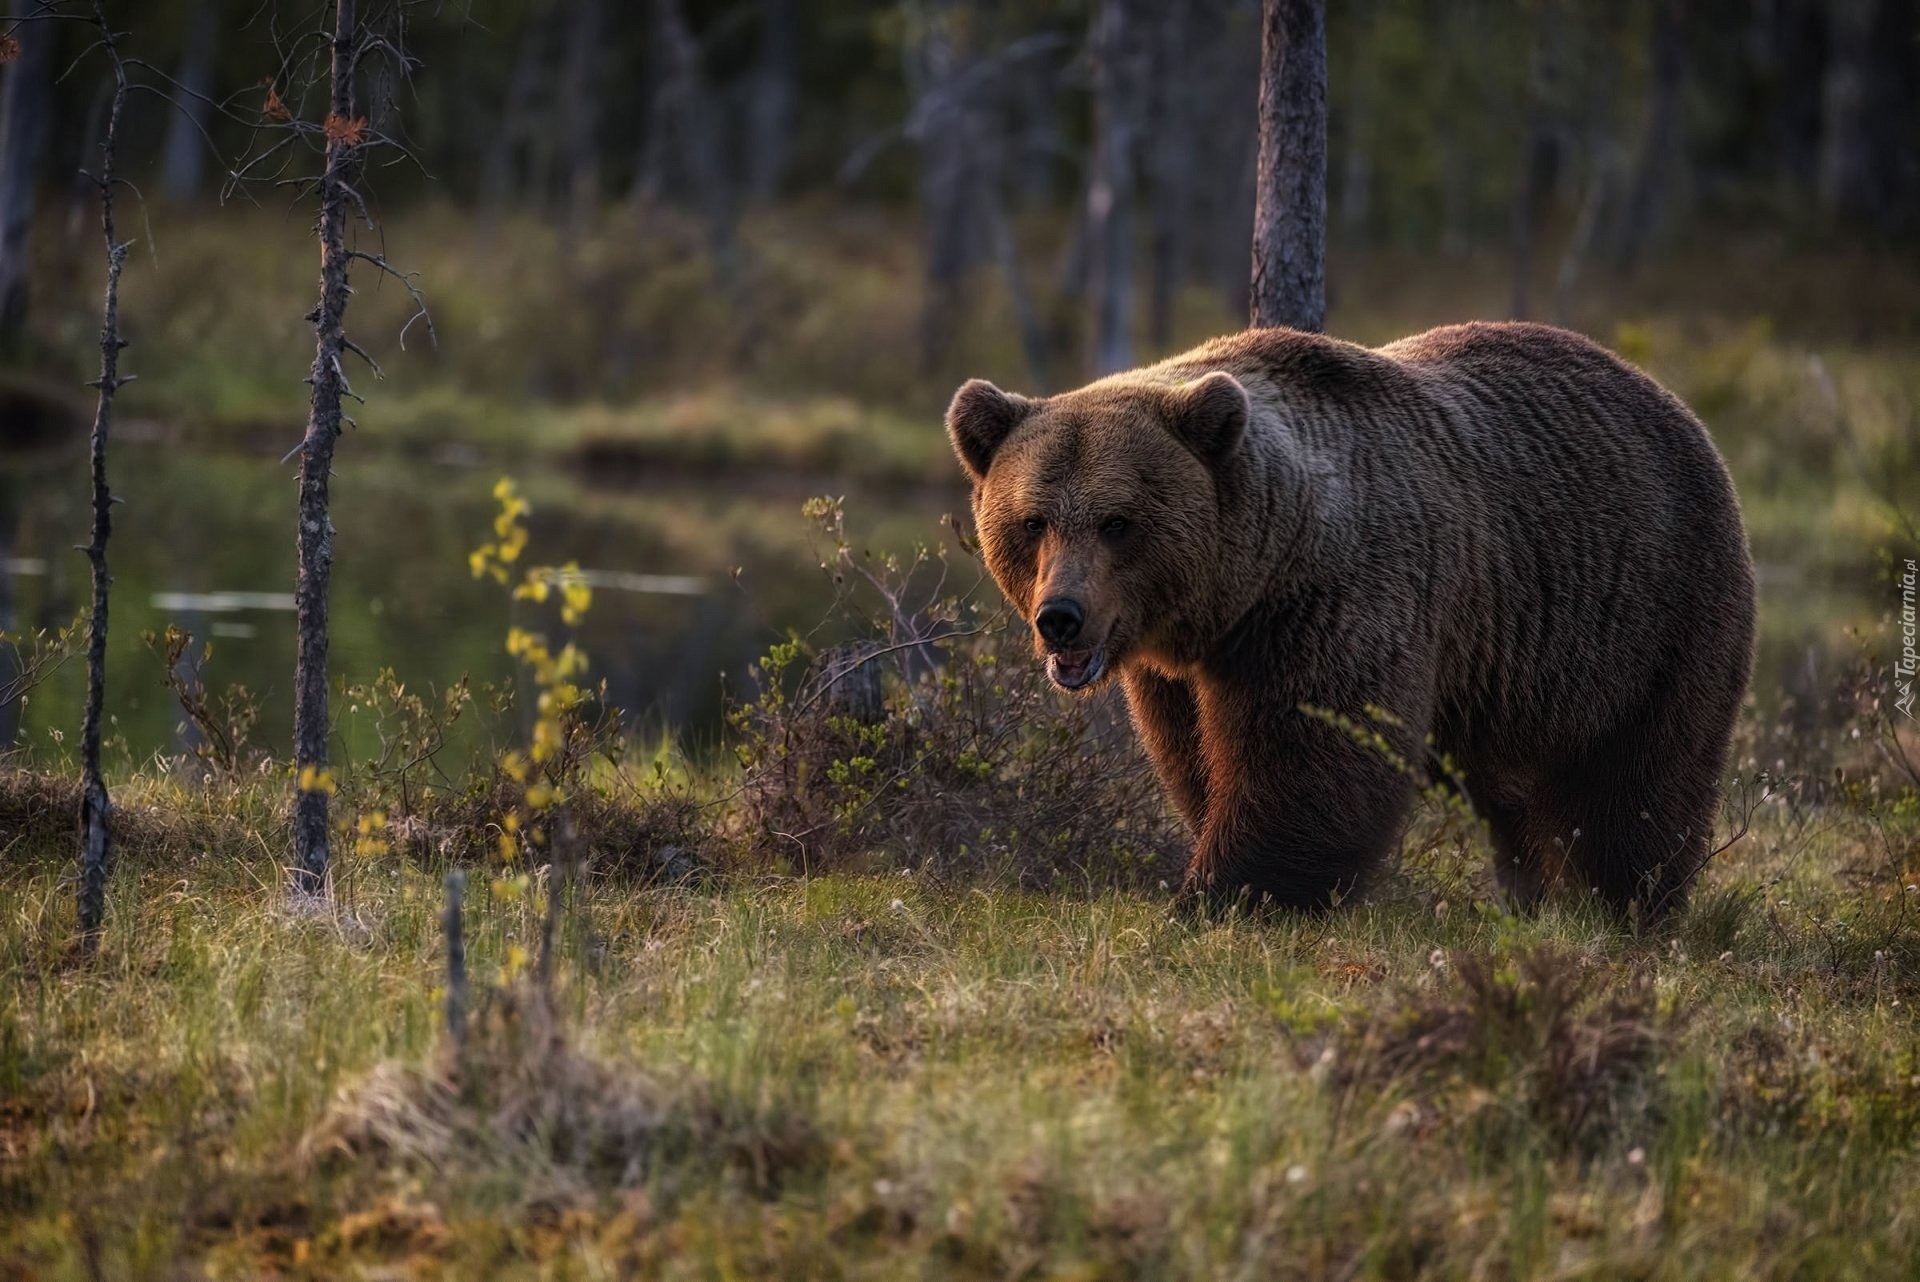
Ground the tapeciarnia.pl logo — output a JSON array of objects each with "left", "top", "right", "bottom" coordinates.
[{"left": 1899, "top": 558, "right": 1918, "bottom": 721}]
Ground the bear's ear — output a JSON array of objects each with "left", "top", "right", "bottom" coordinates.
[
  {"left": 947, "top": 379, "right": 1033, "bottom": 482},
  {"left": 1164, "top": 371, "right": 1250, "bottom": 465}
]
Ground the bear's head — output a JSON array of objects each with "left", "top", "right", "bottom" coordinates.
[{"left": 946, "top": 371, "right": 1249, "bottom": 690}]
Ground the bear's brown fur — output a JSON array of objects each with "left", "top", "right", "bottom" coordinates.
[{"left": 947, "top": 323, "right": 1755, "bottom": 919}]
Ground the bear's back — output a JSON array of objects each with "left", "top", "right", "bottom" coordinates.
[{"left": 1372, "top": 321, "right": 1754, "bottom": 744}]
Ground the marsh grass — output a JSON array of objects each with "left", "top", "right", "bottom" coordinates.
[{"left": 3, "top": 751, "right": 1920, "bottom": 1278}]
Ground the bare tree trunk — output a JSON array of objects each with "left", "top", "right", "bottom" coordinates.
[
  {"left": 913, "top": 0, "right": 980, "bottom": 374},
  {"left": 653, "top": 0, "right": 736, "bottom": 281},
  {"left": 560, "top": 0, "right": 603, "bottom": 235},
  {"left": 77, "top": 0, "right": 128, "bottom": 953},
  {"left": 1508, "top": 2, "right": 1563, "bottom": 320},
  {"left": 1553, "top": 145, "right": 1611, "bottom": 327},
  {"left": 482, "top": 15, "right": 545, "bottom": 217},
  {"left": 1146, "top": 1, "right": 1190, "bottom": 353},
  {"left": 291, "top": 0, "right": 361, "bottom": 898},
  {"left": 1820, "top": 0, "right": 1881, "bottom": 227},
  {"left": 746, "top": 0, "right": 796, "bottom": 204},
  {"left": 1437, "top": 0, "right": 1480, "bottom": 260},
  {"left": 1612, "top": 0, "right": 1683, "bottom": 274},
  {"left": 988, "top": 197, "right": 1049, "bottom": 389},
  {"left": 1249, "top": 0, "right": 1326, "bottom": 332},
  {"left": 160, "top": 0, "right": 217, "bottom": 202},
  {"left": 1088, "top": 0, "right": 1143, "bottom": 374},
  {"left": 1554, "top": 12, "right": 1620, "bottom": 325},
  {"left": 0, "top": 17, "right": 53, "bottom": 349}
]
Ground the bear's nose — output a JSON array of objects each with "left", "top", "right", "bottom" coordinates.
[{"left": 1035, "top": 598, "right": 1084, "bottom": 647}]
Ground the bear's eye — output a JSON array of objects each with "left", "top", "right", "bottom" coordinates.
[
  {"left": 1023, "top": 516, "right": 1046, "bottom": 535},
  {"left": 1101, "top": 516, "right": 1130, "bottom": 540}
]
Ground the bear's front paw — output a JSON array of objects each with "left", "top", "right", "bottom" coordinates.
[
  {"left": 1171, "top": 868, "right": 1260, "bottom": 922},
  {"left": 1170, "top": 873, "right": 1208, "bottom": 921}
]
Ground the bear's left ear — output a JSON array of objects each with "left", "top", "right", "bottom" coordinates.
[
  {"left": 947, "top": 379, "right": 1033, "bottom": 482},
  {"left": 1164, "top": 372, "right": 1249, "bottom": 465}
]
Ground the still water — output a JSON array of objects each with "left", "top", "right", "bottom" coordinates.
[
  {"left": 2, "top": 432, "right": 956, "bottom": 768},
  {"left": 0, "top": 429, "right": 1892, "bottom": 772}
]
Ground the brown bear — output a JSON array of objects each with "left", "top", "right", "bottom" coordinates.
[{"left": 946, "top": 323, "right": 1755, "bottom": 919}]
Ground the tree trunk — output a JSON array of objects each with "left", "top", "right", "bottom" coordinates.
[
  {"left": 160, "top": 0, "right": 217, "bottom": 202},
  {"left": 1819, "top": 0, "right": 1911, "bottom": 232},
  {"left": 1146, "top": 1, "right": 1190, "bottom": 353},
  {"left": 1553, "top": 143, "right": 1612, "bottom": 326},
  {"left": 561, "top": 0, "right": 603, "bottom": 234},
  {"left": 1613, "top": 0, "right": 1683, "bottom": 274},
  {"left": 481, "top": 15, "right": 545, "bottom": 217},
  {"left": 746, "top": 0, "right": 797, "bottom": 204},
  {"left": 1555, "top": 12, "right": 1620, "bottom": 324},
  {"left": 1088, "top": 0, "right": 1143, "bottom": 374},
  {"left": 1249, "top": 0, "right": 1326, "bottom": 333},
  {"left": 1758, "top": 0, "right": 1826, "bottom": 196},
  {"left": 988, "top": 196, "right": 1049, "bottom": 389},
  {"left": 0, "top": 20, "right": 53, "bottom": 349},
  {"left": 291, "top": 0, "right": 361, "bottom": 897},
  {"left": 77, "top": 0, "right": 128, "bottom": 952},
  {"left": 913, "top": 0, "right": 981, "bottom": 374},
  {"left": 1508, "top": 1, "right": 1564, "bottom": 319},
  {"left": 653, "top": 0, "right": 736, "bottom": 281}
]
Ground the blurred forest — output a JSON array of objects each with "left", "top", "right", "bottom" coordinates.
[
  {"left": 2, "top": 0, "right": 1917, "bottom": 768},
  {"left": 1, "top": 0, "right": 1916, "bottom": 417}
]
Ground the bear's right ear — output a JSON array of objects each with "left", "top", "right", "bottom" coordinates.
[
  {"left": 1164, "top": 371, "right": 1250, "bottom": 465},
  {"left": 947, "top": 379, "right": 1032, "bottom": 483}
]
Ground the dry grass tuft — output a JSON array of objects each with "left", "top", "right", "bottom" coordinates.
[
  {"left": 305, "top": 979, "right": 824, "bottom": 1208},
  {"left": 1348, "top": 947, "right": 1671, "bottom": 1153}
]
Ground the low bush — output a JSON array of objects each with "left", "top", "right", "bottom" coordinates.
[{"left": 728, "top": 498, "right": 1184, "bottom": 891}]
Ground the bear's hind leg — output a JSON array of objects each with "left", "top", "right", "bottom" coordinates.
[
  {"left": 1469, "top": 789, "right": 1565, "bottom": 912},
  {"left": 1534, "top": 723, "right": 1728, "bottom": 922}
]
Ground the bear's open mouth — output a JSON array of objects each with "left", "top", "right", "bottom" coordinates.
[{"left": 1047, "top": 646, "right": 1106, "bottom": 690}]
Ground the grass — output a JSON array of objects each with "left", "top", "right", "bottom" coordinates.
[{"left": 3, "top": 754, "right": 1920, "bottom": 1278}]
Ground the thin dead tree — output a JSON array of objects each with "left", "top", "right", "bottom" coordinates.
[
  {"left": 234, "top": 0, "right": 433, "bottom": 897},
  {"left": 1249, "top": 0, "right": 1326, "bottom": 332},
  {"left": 290, "top": 0, "right": 362, "bottom": 897},
  {"left": 4, "top": 1, "right": 224, "bottom": 946},
  {"left": 72, "top": 0, "right": 129, "bottom": 951}
]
